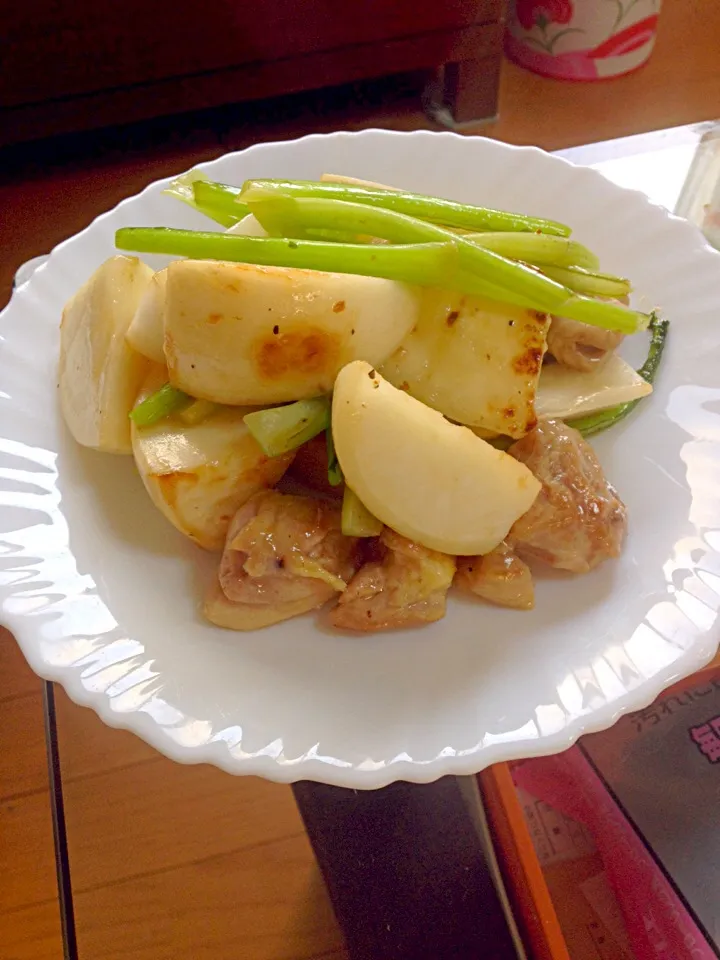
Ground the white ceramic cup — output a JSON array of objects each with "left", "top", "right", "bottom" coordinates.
[{"left": 505, "top": 0, "right": 663, "bottom": 81}]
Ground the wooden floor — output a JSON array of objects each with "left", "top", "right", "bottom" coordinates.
[{"left": 2, "top": 0, "right": 720, "bottom": 955}]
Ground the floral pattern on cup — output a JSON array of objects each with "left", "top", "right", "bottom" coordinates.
[
  {"left": 516, "top": 0, "right": 574, "bottom": 34},
  {"left": 506, "top": 0, "right": 662, "bottom": 80}
]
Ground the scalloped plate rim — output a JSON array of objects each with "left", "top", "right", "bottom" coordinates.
[{"left": 2, "top": 128, "right": 719, "bottom": 788}]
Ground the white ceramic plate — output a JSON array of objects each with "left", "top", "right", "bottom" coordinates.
[{"left": 2, "top": 130, "right": 720, "bottom": 788}]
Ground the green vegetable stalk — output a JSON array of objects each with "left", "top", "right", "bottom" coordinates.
[
  {"left": 192, "top": 181, "right": 249, "bottom": 226},
  {"left": 178, "top": 398, "right": 220, "bottom": 426},
  {"left": 341, "top": 487, "right": 383, "bottom": 538},
  {"left": 130, "top": 383, "right": 191, "bottom": 427},
  {"left": 559, "top": 294, "right": 649, "bottom": 335},
  {"left": 325, "top": 426, "right": 343, "bottom": 486},
  {"left": 245, "top": 194, "right": 651, "bottom": 331},
  {"left": 568, "top": 312, "right": 669, "bottom": 436},
  {"left": 444, "top": 271, "right": 647, "bottom": 333},
  {"left": 192, "top": 182, "right": 374, "bottom": 243},
  {"left": 117, "top": 221, "right": 648, "bottom": 333},
  {"left": 243, "top": 397, "right": 331, "bottom": 457},
  {"left": 162, "top": 170, "right": 240, "bottom": 228},
  {"left": 464, "top": 233, "right": 600, "bottom": 270},
  {"left": 542, "top": 264, "right": 632, "bottom": 299},
  {"left": 244, "top": 194, "right": 572, "bottom": 312},
  {"left": 239, "top": 179, "right": 572, "bottom": 236},
  {"left": 115, "top": 228, "right": 458, "bottom": 289}
]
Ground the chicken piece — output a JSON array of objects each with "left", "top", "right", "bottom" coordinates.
[
  {"left": 205, "top": 581, "right": 332, "bottom": 631},
  {"left": 456, "top": 542, "right": 534, "bottom": 610},
  {"left": 205, "top": 490, "right": 360, "bottom": 630},
  {"left": 547, "top": 316, "right": 625, "bottom": 372},
  {"left": 508, "top": 419, "right": 627, "bottom": 574},
  {"left": 330, "top": 529, "right": 456, "bottom": 632}
]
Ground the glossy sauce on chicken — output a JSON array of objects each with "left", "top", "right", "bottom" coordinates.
[
  {"left": 207, "top": 419, "right": 628, "bottom": 628},
  {"left": 508, "top": 419, "right": 627, "bottom": 573},
  {"left": 331, "top": 529, "right": 456, "bottom": 631},
  {"left": 205, "top": 490, "right": 361, "bottom": 629},
  {"left": 456, "top": 542, "right": 534, "bottom": 610}
]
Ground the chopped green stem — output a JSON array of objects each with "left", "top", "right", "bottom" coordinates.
[
  {"left": 245, "top": 196, "right": 571, "bottom": 311},
  {"left": 542, "top": 264, "right": 632, "bottom": 299},
  {"left": 178, "top": 398, "right": 221, "bottom": 426},
  {"left": 115, "top": 228, "right": 457, "bottom": 288},
  {"left": 635, "top": 312, "right": 669, "bottom": 382},
  {"left": 116, "top": 227, "right": 648, "bottom": 334},
  {"left": 325, "top": 427, "right": 343, "bottom": 486},
  {"left": 446, "top": 271, "right": 648, "bottom": 334},
  {"left": 192, "top": 181, "right": 248, "bottom": 225},
  {"left": 162, "top": 170, "right": 239, "bottom": 228},
  {"left": 242, "top": 195, "right": 647, "bottom": 331},
  {"left": 568, "top": 313, "right": 669, "bottom": 436},
  {"left": 190, "top": 183, "right": 368, "bottom": 243},
  {"left": 341, "top": 487, "right": 383, "bottom": 537},
  {"left": 465, "top": 233, "right": 600, "bottom": 270},
  {"left": 560, "top": 294, "right": 649, "bottom": 334},
  {"left": 130, "top": 383, "right": 191, "bottom": 427},
  {"left": 240, "top": 179, "right": 572, "bottom": 236},
  {"left": 243, "top": 398, "right": 330, "bottom": 457},
  {"left": 302, "top": 227, "right": 376, "bottom": 243}
]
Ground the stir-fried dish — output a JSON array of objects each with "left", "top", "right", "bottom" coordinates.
[{"left": 58, "top": 169, "right": 669, "bottom": 632}]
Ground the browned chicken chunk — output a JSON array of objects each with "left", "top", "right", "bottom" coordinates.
[
  {"left": 205, "top": 490, "right": 360, "bottom": 630},
  {"left": 456, "top": 542, "right": 534, "bottom": 610},
  {"left": 508, "top": 419, "right": 627, "bottom": 574},
  {"left": 547, "top": 316, "right": 625, "bottom": 372},
  {"left": 330, "top": 529, "right": 456, "bottom": 632}
]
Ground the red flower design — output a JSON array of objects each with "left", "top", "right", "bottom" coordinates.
[
  {"left": 591, "top": 14, "right": 659, "bottom": 58},
  {"left": 515, "top": 0, "right": 573, "bottom": 31}
]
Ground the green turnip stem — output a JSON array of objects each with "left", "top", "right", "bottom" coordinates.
[
  {"left": 341, "top": 487, "right": 383, "bottom": 537},
  {"left": 245, "top": 195, "right": 571, "bottom": 311},
  {"left": 116, "top": 225, "right": 648, "bottom": 334},
  {"left": 561, "top": 294, "right": 649, "bottom": 333},
  {"left": 438, "top": 271, "right": 647, "bottom": 333},
  {"left": 178, "top": 398, "right": 220, "bottom": 426},
  {"left": 192, "top": 181, "right": 249, "bottom": 225},
  {"left": 542, "top": 264, "right": 632, "bottom": 299},
  {"left": 162, "top": 171, "right": 239, "bottom": 228},
  {"left": 464, "top": 233, "right": 600, "bottom": 270},
  {"left": 243, "top": 398, "right": 330, "bottom": 457},
  {"left": 568, "top": 313, "right": 669, "bottom": 436},
  {"left": 130, "top": 383, "right": 191, "bottom": 427},
  {"left": 325, "top": 427, "right": 343, "bottom": 486},
  {"left": 239, "top": 179, "right": 572, "bottom": 236},
  {"left": 115, "top": 228, "right": 457, "bottom": 288},
  {"left": 190, "top": 181, "right": 364, "bottom": 241}
]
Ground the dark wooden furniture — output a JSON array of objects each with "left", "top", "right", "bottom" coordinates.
[{"left": 0, "top": 1, "right": 504, "bottom": 146}]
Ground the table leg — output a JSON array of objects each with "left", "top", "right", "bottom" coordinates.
[
  {"left": 42, "top": 681, "right": 79, "bottom": 960},
  {"left": 426, "top": 55, "right": 502, "bottom": 128},
  {"left": 292, "top": 776, "right": 521, "bottom": 960}
]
